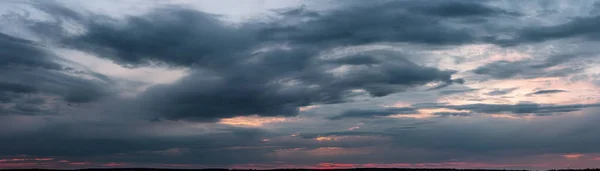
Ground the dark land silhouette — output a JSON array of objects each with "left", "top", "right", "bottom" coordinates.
[{"left": 2, "top": 168, "right": 600, "bottom": 171}]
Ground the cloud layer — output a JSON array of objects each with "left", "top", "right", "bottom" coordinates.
[{"left": 1, "top": 0, "right": 600, "bottom": 169}]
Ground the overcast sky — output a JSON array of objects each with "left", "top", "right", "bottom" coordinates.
[{"left": 2, "top": 0, "right": 600, "bottom": 169}]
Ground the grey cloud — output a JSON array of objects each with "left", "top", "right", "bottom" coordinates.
[
  {"left": 526, "top": 89, "right": 568, "bottom": 96},
  {"left": 140, "top": 54, "right": 457, "bottom": 121},
  {"left": 0, "top": 69, "right": 112, "bottom": 104},
  {"left": 440, "top": 103, "right": 600, "bottom": 116},
  {"left": 382, "top": 111, "right": 600, "bottom": 158},
  {"left": 514, "top": 15, "right": 600, "bottom": 44},
  {"left": 485, "top": 1, "right": 600, "bottom": 46},
  {"left": 3, "top": 97, "right": 50, "bottom": 116},
  {"left": 5, "top": 0, "right": 600, "bottom": 167},
  {"left": 63, "top": 7, "right": 261, "bottom": 68},
  {"left": 0, "top": 121, "right": 274, "bottom": 165},
  {"left": 30, "top": 0, "right": 85, "bottom": 22},
  {"left": 280, "top": 109, "right": 600, "bottom": 164},
  {"left": 410, "top": 102, "right": 449, "bottom": 108},
  {"left": 262, "top": 1, "right": 503, "bottom": 46},
  {"left": 289, "top": 109, "right": 600, "bottom": 163},
  {"left": 473, "top": 60, "right": 541, "bottom": 79},
  {"left": 473, "top": 53, "right": 588, "bottom": 79},
  {"left": 331, "top": 102, "right": 600, "bottom": 120},
  {"left": 328, "top": 107, "right": 418, "bottom": 120},
  {"left": 433, "top": 112, "right": 472, "bottom": 117},
  {"left": 485, "top": 87, "right": 518, "bottom": 96},
  {"left": 272, "top": 4, "right": 321, "bottom": 18},
  {"left": 328, "top": 55, "right": 381, "bottom": 66},
  {"left": 0, "top": 82, "right": 37, "bottom": 94},
  {"left": 426, "top": 79, "right": 467, "bottom": 91},
  {"left": 22, "top": 4, "right": 465, "bottom": 121},
  {"left": 0, "top": 33, "right": 64, "bottom": 71},
  {"left": 594, "top": 2, "right": 600, "bottom": 15},
  {"left": 405, "top": 1, "right": 520, "bottom": 18},
  {"left": 0, "top": 32, "right": 114, "bottom": 116}
]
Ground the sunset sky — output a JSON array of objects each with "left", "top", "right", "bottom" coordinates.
[{"left": 2, "top": 0, "right": 600, "bottom": 169}]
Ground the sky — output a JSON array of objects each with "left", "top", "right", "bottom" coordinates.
[{"left": 1, "top": 0, "right": 600, "bottom": 169}]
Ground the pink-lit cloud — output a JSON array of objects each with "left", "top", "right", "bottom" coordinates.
[{"left": 563, "top": 153, "right": 584, "bottom": 159}]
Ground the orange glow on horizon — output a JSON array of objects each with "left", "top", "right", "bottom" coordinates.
[
  {"left": 315, "top": 136, "right": 339, "bottom": 141},
  {"left": 299, "top": 105, "right": 319, "bottom": 112},
  {"left": 563, "top": 153, "right": 584, "bottom": 159},
  {"left": 219, "top": 115, "right": 289, "bottom": 127}
]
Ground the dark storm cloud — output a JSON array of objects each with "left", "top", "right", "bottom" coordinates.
[
  {"left": 0, "top": 82, "right": 37, "bottom": 96},
  {"left": 63, "top": 7, "right": 261, "bottom": 68},
  {"left": 19, "top": 2, "right": 474, "bottom": 121},
  {"left": 526, "top": 89, "right": 568, "bottom": 96},
  {"left": 138, "top": 52, "right": 459, "bottom": 121},
  {"left": 262, "top": 1, "right": 510, "bottom": 46},
  {"left": 0, "top": 122, "right": 273, "bottom": 165},
  {"left": 0, "top": 67, "right": 112, "bottom": 104},
  {"left": 6, "top": 0, "right": 600, "bottom": 167},
  {"left": 0, "top": 32, "right": 113, "bottom": 116},
  {"left": 0, "top": 33, "right": 63, "bottom": 70}
]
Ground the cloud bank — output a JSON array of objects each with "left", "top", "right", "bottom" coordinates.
[{"left": 1, "top": 0, "right": 600, "bottom": 169}]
